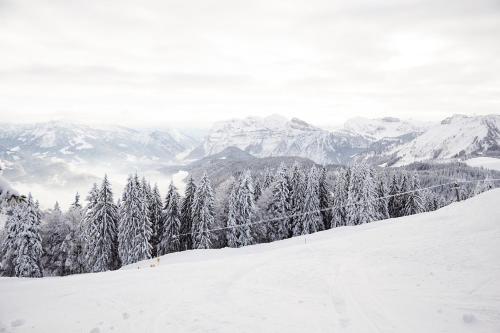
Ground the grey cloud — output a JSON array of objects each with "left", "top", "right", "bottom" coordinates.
[{"left": 0, "top": 0, "right": 499, "bottom": 126}]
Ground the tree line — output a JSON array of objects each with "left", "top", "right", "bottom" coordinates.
[{"left": 0, "top": 162, "right": 495, "bottom": 277}]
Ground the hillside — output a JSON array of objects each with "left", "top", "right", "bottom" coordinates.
[
  {"left": 1, "top": 189, "right": 499, "bottom": 333},
  {"left": 162, "top": 146, "right": 322, "bottom": 189},
  {"left": 388, "top": 114, "right": 500, "bottom": 166}
]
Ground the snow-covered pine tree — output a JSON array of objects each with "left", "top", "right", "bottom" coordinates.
[
  {"left": 180, "top": 177, "right": 197, "bottom": 251},
  {"left": 60, "top": 193, "right": 86, "bottom": 275},
  {"left": 132, "top": 175, "right": 153, "bottom": 262},
  {"left": 298, "top": 166, "right": 323, "bottom": 235},
  {"left": 346, "top": 164, "right": 378, "bottom": 226},
  {"left": 398, "top": 173, "right": 410, "bottom": 215},
  {"left": 14, "top": 194, "right": 43, "bottom": 277},
  {"left": 148, "top": 183, "right": 163, "bottom": 258},
  {"left": 191, "top": 173, "right": 216, "bottom": 249},
  {"left": 376, "top": 176, "right": 390, "bottom": 220},
  {"left": 60, "top": 230, "right": 85, "bottom": 275},
  {"left": 41, "top": 201, "right": 71, "bottom": 276},
  {"left": 423, "top": 189, "right": 444, "bottom": 212},
  {"left": 3, "top": 204, "right": 26, "bottom": 276},
  {"left": 289, "top": 163, "right": 306, "bottom": 237},
  {"left": 211, "top": 176, "right": 235, "bottom": 249},
  {"left": 71, "top": 192, "right": 82, "bottom": 209},
  {"left": 234, "top": 170, "right": 256, "bottom": 247},
  {"left": 403, "top": 172, "right": 424, "bottom": 216},
  {"left": 141, "top": 180, "right": 153, "bottom": 255},
  {"left": 387, "top": 174, "right": 402, "bottom": 218},
  {"left": 318, "top": 167, "right": 332, "bottom": 229},
  {"left": 118, "top": 176, "right": 136, "bottom": 265},
  {"left": 267, "top": 163, "right": 291, "bottom": 241},
  {"left": 81, "top": 183, "right": 98, "bottom": 258},
  {"left": 84, "top": 175, "right": 120, "bottom": 272},
  {"left": 254, "top": 178, "right": 263, "bottom": 202},
  {"left": 331, "top": 168, "right": 350, "bottom": 228},
  {"left": 226, "top": 183, "right": 239, "bottom": 248},
  {"left": 0, "top": 194, "right": 43, "bottom": 278},
  {"left": 158, "top": 182, "right": 181, "bottom": 255},
  {"left": 262, "top": 167, "right": 274, "bottom": 189},
  {"left": 0, "top": 202, "right": 18, "bottom": 276}
]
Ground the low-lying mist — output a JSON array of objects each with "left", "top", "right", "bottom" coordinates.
[{"left": 11, "top": 161, "right": 188, "bottom": 210}]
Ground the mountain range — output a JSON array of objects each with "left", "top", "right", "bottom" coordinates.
[
  {"left": 187, "top": 115, "right": 370, "bottom": 165},
  {"left": 0, "top": 114, "right": 499, "bottom": 207},
  {"left": 189, "top": 114, "right": 499, "bottom": 166},
  {"left": 0, "top": 121, "right": 200, "bottom": 208},
  {"left": 384, "top": 114, "right": 500, "bottom": 166},
  {"left": 0, "top": 121, "right": 198, "bottom": 181}
]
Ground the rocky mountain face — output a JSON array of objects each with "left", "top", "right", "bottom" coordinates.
[
  {"left": 189, "top": 114, "right": 500, "bottom": 166},
  {"left": 188, "top": 115, "right": 370, "bottom": 165},
  {"left": 381, "top": 114, "right": 500, "bottom": 166}
]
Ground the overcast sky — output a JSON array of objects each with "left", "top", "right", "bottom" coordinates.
[{"left": 0, "top": 0, "right": 499, "bottom": 128}]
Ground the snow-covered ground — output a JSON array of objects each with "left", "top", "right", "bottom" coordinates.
[
  {"left": 1, "top": 190, "right": 500, "bottom": 333},
  {"left": 465, "top": 157, "right": 500, "bottom": 171}
]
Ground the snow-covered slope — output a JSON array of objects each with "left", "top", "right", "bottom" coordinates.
[
  {"left": 389, "top": 114, "right": 500, "bottom": 166},
  {"left": 190, "top": 115, "right": 369, "bottom": 164},
  {"left": 2, "top": 189, "right": 499, "bottom": 333},
  {"left": 343, "top": 117, "right": 430, "bottom": 141},
  {"left": 465, "top": 157, "right": 500, "bottom": 171}
]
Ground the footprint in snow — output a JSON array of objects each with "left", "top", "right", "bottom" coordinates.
[
  {"left": 122, "top": 312, "right": 130, "bottom": 320},
  {"left": 89, "top": 328, "right": 100, "bottom": 333}
]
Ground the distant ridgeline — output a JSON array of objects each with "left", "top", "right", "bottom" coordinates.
[
  {"left": 1, "top": 159, "right": 498, "bottom": 278},
  {"left": 1, "top": 114, "right": 498, "bottom": 196}
]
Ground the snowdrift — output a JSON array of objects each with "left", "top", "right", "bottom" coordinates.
[{"left": 1, "top": 190, "right": 500, "bottom": 333}]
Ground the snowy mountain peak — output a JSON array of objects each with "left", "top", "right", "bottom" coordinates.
[
  {"left": 380, "top": 117, "right": 401, "bottom": 123},
  {"left": 342, "top": 116, "right": 430, "bottom": 141},
  {"left": 440, "top": 114, "right": 470, "bottom": 125},
  {"left": 190, "top": 115, "right": 369, "bottom": 164},
  {"left": 289, "top": 117, "right": 320, "bottom": 131},
  {"left": 389, "top": 114, "right": 500, "bottom": 166}
]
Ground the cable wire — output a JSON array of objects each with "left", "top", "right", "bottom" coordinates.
[{"left": 172, "top": 178, "right": 500, "bottom": 239}]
